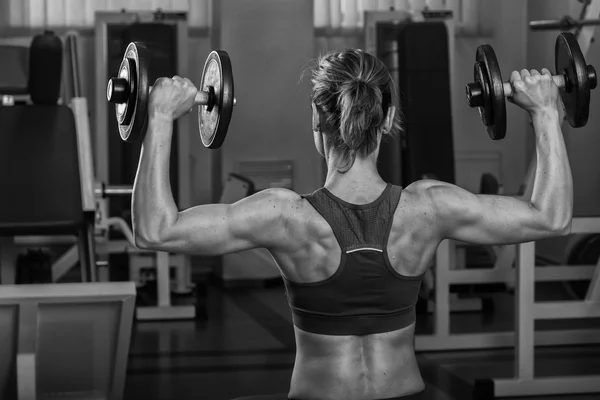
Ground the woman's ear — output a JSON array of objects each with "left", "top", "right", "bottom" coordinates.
[
  {"left": 383, "top": 105, "right": 396, "bottom": 134},
  {"left": 311, "top": 102, "right": 320, "bottom": 133}
]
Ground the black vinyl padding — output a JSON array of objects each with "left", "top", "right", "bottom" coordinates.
[{"left": 0, "top": 105, "right": 84, "bottom": 235}]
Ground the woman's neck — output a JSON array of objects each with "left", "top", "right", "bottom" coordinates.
[{"left": 323, "top": 150, "right": 386, "bottom": 195}]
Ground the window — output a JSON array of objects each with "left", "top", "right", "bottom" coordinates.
[
  {"left": 315, "top": 0, "right": 480, "bottom": 31},
  {"left": 3, "top": 0, "right": 211, "bottom": 28},
  {"left": 3, "top": 0, "right": 480, "bottom": 31}
]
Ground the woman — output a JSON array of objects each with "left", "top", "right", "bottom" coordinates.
[{"left": 132, "top": 49, "right": 572, "bottom": 400}]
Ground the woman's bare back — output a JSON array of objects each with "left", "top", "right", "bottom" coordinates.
[{"left": 269, "top": 183, "right": 437, "bottom": 400}]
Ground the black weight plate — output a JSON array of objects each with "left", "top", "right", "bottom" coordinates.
[
  {"left": 116, "top": 42, "right": 149, "bottom": 143},
  {"left": 556, "top": 32, "right": 590, "bottom": 128},
  {"left": 476, "top": 45, "right": 506, "bottom": 140},
  {"left": 198, "top": 50, "right": 234, "bottom": 149},
  {"left": 473, "top": 62, "right": 493, "bottom": 125},
  {"left": 114, "top": 57, "right": 136, "bottom": 126}
]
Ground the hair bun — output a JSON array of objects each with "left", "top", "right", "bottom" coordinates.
[{"left": 310, "top": 48, "right": 399, "bottom": 172}]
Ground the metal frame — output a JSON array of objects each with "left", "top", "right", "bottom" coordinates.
[
  {"left": 572, "top": 0, "right": 600, "bottom": 58},
  {"left": 11, "top": 230, "right": 196, "bottom": 322},
  {"left": 95, "top": 196, "right": 195, "bottom": 319},
  {"left": 92, "top": 11, "right": 195, "bottom": 320},
  {"left": 94, "top": 11, "right": 192, "bottom": 210},
  {"left": 415, "top": 230, "right": 600, "bottom": 352},
  {"left": 0, "top": 282, "right": 136, "bottom": 400},
  {"left": 476, "top": 218, "right": 600, "bottom": 397},
  {"left": 72, "top": 97, "right": 98, "bottom": 282},
  {"left": 100, "top": 239, "right": 195, "bottom": 321},
  {"left": 364, "top": 10, "right": 412, "bottom": 56}
]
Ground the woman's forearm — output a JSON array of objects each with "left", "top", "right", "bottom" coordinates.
[
  {"left": 529, "top": 108, "right": 573, "bottom": 232},
  {"left": 132, "top": 115, "right": 180, "bottom": 246}
]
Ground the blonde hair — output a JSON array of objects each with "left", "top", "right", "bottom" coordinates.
[{"left": 310, "top": 49, "right": 402, "bottom": 172}]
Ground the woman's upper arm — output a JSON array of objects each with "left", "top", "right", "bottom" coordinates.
[
  {"left": 149, "top": 188, "right": 299, "bottom": 255},
  {"left": 411, "top": 180, "right": 566, "bottom": 245}
]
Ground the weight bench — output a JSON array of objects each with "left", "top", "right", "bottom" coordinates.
[
  {"left": 0, "top": 105, "right": 97, "bottom": 284},
  {"left": 3, "top": 96, "right": 196, "bottom": 321}
]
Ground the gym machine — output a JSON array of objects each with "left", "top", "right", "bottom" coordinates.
[
  {"left": 94, "top": 11, "right": 199, "bottom": 321},
  {"left": 1, "top": 25, "right": 197, "bottom": 321}
]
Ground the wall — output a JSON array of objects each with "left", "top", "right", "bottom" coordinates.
[
  {"left": 452, "top": 0, "right": 528, "bottom": 194},
  {"left": 214, "top": 0, "right": 318, "bottom": 196}
]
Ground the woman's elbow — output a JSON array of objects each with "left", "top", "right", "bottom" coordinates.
[
  {"left": 555, "top": 219, "right": 573, "bottom": 237},
  {"left": 133, "top": 230, "right": 164, "bottom": 250},
  {"left": 547, "top": 217, "right": 573, "bottom": 237}
]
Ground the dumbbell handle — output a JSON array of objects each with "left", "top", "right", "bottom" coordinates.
[
  {"left": 107, "top": 77, "right": 236, "bottom": 106},
  {"left": 95, "top": 183, "right": 133, "bottom": 198},
  {"left": 501, "top": 74, "right": 565, "bottom": 97}
]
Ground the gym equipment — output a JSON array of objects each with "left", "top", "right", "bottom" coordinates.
[
  {"left": 530, "top": 0, "right": 600, "bottom": 33},
  {"left": 94, "top": 182, "right": 133, "bottom": 198},
  {"left": 106, "top": 42, "right": 236, "bottom": 147},
  {"left": 16, "top": 250, "right": 52, "bottom": 284},
  {"left": 377, "top": 21, "right": 456, "bottom": 186},
  {"left": 472, "top": 218, "right": 600, "bottom": 398},
  {"left": 414, "top": 235, "right": 600, "bottom": 352},
  {"left": 529, "top": 0, "right": 600, "bottom": 88},
  {"left": 28, "top": 31, "right": 63, "bottom": 105},
  {"left": 0, "top": 282, "right": 135, "bottom": 400},
  {"left": 530, "top": 15, "right": 600, "bottom": 31},
  {"left": 198, "top": 50, "right": 235, "bottom": 149},
  {"left": 0, "top": 105, "right": 98, "bottom": 283},
  {"left": 466, "top": 32, "right": 598, "bottom": 140}
]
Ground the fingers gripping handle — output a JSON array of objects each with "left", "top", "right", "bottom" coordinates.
[
  {"left": 161, "top": 86, "right": 237, "bottom": 107},
  {"left": 467, "top": 74, "right": 567, "bottom": 108},
  {"left": 501, "top": 74, "right": 566, "bottom": 98}
]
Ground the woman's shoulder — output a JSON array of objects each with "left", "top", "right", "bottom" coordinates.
[{"left": 394, "top": 180, "right": 442, "bottom": 223}]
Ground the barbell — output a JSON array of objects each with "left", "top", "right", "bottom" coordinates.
[
  {"left": 107, "top": 42, "right": 235, "bottom": 148},
  {"left": 466, "top": 32, "right": 597, "bottom": 140}
]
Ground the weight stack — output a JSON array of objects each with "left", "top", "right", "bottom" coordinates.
[{"left": 376, "top": 21, "right": 455, "bottom": 186}]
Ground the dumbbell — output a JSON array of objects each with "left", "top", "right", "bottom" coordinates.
[
  {"left": 466, "top": 32, "right": 597, "bottom": 140},
  {"left": 107, "top": 42, "right": 236, "bottom": 148}
]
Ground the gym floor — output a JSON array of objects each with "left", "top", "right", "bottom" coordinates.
[{"left": 123, "top": 277, "right": 600, "bottom": 400}]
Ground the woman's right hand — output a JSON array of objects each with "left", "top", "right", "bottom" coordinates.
[
  {"left": 148, "top": 76, "right": 198, "bottom": 121},
  {"left": 508, "top": 68, "right": 560, "bottom": 116}
]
